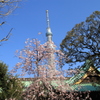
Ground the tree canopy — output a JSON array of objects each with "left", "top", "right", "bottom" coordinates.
[
  {"left": 60, "top": 11, "right": 100, "bottom": 68},
  {"left": 0, "top": 62, "right": 23, "bottom": 100}
]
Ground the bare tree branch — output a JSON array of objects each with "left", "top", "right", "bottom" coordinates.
[
  {"left": 0, "top": 28, "right": 13, "bottom": 42},
  {"left": 0, "top": 0, "right": 21, "bottom": 43}
]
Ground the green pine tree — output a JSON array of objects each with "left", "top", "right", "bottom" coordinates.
[{"left": 0, "top": 62, "right": 23, "bottom": 100}]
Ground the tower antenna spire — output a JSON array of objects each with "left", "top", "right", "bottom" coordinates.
[
  {"left": 46, "top": 10, "right": 52, "bottom": 41},
  {"left": 46, "top": 10, "right": 50, "bottom": 28}
]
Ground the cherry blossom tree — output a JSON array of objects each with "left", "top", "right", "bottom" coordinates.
[
  {"left": 14, "top": 38, "right": 65, "bottom": 78},
  {"left": 13, "top": 38, "right": 91, "bottom": 100}
]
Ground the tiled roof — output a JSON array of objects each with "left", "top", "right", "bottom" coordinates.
[
  {"left": 65, "top": 60, "right": 97, "bottom": 85},
  {"left": 71, "top": 83, "right": 100, "bottom": 91}
]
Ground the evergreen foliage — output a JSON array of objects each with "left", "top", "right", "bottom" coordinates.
[
  {"left": 0, "top": 62, "right": 23, "bottom": 100},
  {"left": 60, "top": 11, "right": 100, "bottom": 68}
]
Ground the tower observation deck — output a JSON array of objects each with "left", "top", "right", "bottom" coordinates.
[{"left": 46, "top": 10, "right": 53, "bottom": 42}]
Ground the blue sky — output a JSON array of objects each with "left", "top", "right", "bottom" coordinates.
[{"left": 0, "top": 0, "right": 100, "bottom": 74}]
